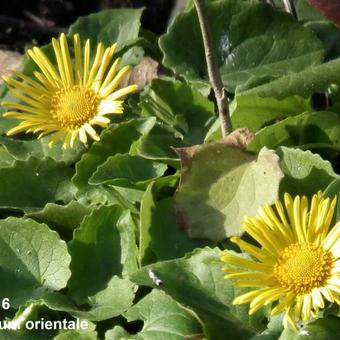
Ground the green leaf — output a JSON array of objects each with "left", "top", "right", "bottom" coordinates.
[
  {"left": 147, "top": 196, "right": 213, "bottom": 261},
  {"left": 139, "top": 79, "right": 215, "bottom": 144},
  {"left": 74, "top": 185, "right": 141, "bottom": 218},
  {"left": 54, "top": 331, "right": 97, "bottom": 340},
  {"left": 26, "top": 201, "right": 92, "bottom": 237},
  {"left": 204, "top": 118, "right": 222, "bottom": 143},
  {"left": 243, "top": 58, "right": 340, "bottom": 98},
  {"left": 328, "top": 84, "right": 340, "bottom": 114},
  {"left": 139, "top": 183, "right": 157, "bottom": 266},
  {"left": 0, "top": 330, "right": 56, "bottom": 339},
  {"left": 105, "top": 327, "right": 131, "bottom": 339},
  {"left": 26, "top": 291, "right": 93, "bottom": 320},
  {"left": 305, "top": 20, "right": 340, "bottom": 61},
  {"left": 250, "top": 315, "right": 283, "bottom": 340},
  {"left": 0, "top": 135, "right": 85, "bottom": 165},
  {"left": 0, "top": 157, "right": 72, "bottom": 211},
  {"left": 277, "top": 147, "right": 338, "bottom": 197},
  {"left": 231, "top": 96, "right": 311, "bottom": 132},
  {"left": 69, "top": 8, "right": 144, "bottom": 66},
  {"left": 131, "top": 247, "right": 267, "bottom": 340},
  {"left": 86, "top": 276, "right": 136, "bottom": 321},
  {"left": 0, "top": 146, "right": 15, "bottom": 167},
  {"left": 13, "top": 289, "right": 124, "bottom": 323},
  {"left": 117, "top": 209, "right": 139, "bottom": 277},
  {"left": 279, "top": 316, "right": 340, "bottom": 340},
  {"left": 134, "top": 128, "right": 182, "bottom": 168},
  {"left": 176, "top": 144, "right": 283, "bottom": 240},
  {"left": 296, "top": 0, "right": 325, "bottom": 21},
  {"left": 248, "top": 111, "right": 340, "bottom": 152},
  {"left": 139, "top": 182, "right": 211, "bottom": 266},
  {"left": 68, "top": 206, "right": 137, "bottom": 302},
  {"left": 74, "top": 186, "right": 123, "bottom": 206},
  {"left": 113, "top": 186, "right": 145, "bottom": 204},
  {"left": 123, "top": 289, "right": 203, "bottom": 339},
  {"left": 324, "top": 179, "right": 340, "bottom": 222},
  {"left": 89, "top": 154, "right": 167, "bottom": 189},
  {"left": 160, "top": 0, "right": 323, "bottom": 93},
  {"left": 0, "top": 83, "right": 8, "bottom": 99},
  {"left": 72, "top": 118, "right": 156, "bottom": 190},
  {"left": 0, "top": 217, "right": 71, "bottom": 308}
]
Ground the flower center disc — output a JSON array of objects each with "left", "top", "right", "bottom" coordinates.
[
  {"left": 274, "top": 243, "right": 333, "bottom": 294},
  {"left": 51, "top": 86, "right": 99, "bottom": 129}
]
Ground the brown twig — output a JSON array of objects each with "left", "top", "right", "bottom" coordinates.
[
  {"left": 266, "top": 0, "right": 276, "bottom": 5},
  {"left": 258, "top": 0, "right": 275, "bottom": 5},
  {"left": 23, "top": 10, "right": 55, "bottom": 28},
  {"left": 193, "top": 0, "right": 232, "bottom": 137},
  {"left": 282, "top": 0, "right": 297, "bottom": 20},
  {"left": 0, "top": 15, "right": 66, "bottom": 36}
]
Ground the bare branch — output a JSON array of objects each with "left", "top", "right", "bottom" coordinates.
[{"left": 193, "top": 0, "right": 232, "bottom": 137}]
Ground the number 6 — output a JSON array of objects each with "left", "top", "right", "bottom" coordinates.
[{"left": 2, "top": 298, "right": 10, "bottom": 310}]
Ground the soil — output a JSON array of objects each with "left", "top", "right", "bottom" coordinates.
[{"left": 0, "top": 0, "right": 175, "bottom": 52}]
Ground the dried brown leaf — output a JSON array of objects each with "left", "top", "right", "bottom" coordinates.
[{"left": 0, "top": 50, "right": 23, "bottom": 84}]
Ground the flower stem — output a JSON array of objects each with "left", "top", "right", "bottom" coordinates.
[{"left": 193, "top": 0, "right": 232, "bottom": 137}]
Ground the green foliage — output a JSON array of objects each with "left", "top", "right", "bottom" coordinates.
[
  {"left": 139, "top": 79, "right": 215, "bottom": 144},
  {"left": 243, "top": 58, "right": 340, "bottom": 98},
  {"left": 26, "top": 201, "right": 92, "bottom": 237},
  {"left": 120, "top": 289, "right": 203, "bottom": 339},
  {"left": 1, "top": 2, "right": 340, "bottom": 339},
  {"left": 248, "top": 111, "right": 340, "bottom": 152},
  {"left": 72, "top": 118, "right": 156, "bottom": 190},
  {"left": 132, "top": 247, "right": 268, "bottom": 339},
  {"left": 160, "top": 0, "right": 323, "bottom": 93},
  {"left": 277, "top": 147, "right": 339, "bottom": 196},
  {"left": 0, "top": 135, "right": 85, "bottom": 165},
  {"left": 140, "top": 186, "right": 212, "bottom": 264},
  {"left": 0, "top": 218, "right": 71, "bottom": 308},
  {"left": 324, "top": 179, "right": 340, "bottom": 222},
  {"left": 0, "top": 157, "right": 72, "bottom": 211},
  {"left": 89, "top": 154, "right": 167, "bottom": 188},
  {"left": 86, "top": 276, "right": 136, "bottom": 321},
  {"left": 134, "top": 128, "right": 182, "bottom": 168},
  {"left": 280, "top": 317, "right": 340, "bottom": 339},
  {"left": 231, "top": 95, "right": 311, "bottom": 132},
  {"left": 55, "top": 331, "right": 97, "bottom": 340},
  {"left": 0, "top": 330, "right": 56, "bottom": 339},
  {"left": 0, "top": 145, "right": 15, "bottom": 167},
  {"left": 67, "top": 206, "right": 137, "bottom": 302}
]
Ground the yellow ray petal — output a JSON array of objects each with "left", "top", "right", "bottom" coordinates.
[{"left": 99, "top": 66, "right": 133, "bottom": 97}]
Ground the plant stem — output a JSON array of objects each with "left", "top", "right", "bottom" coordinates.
[
  {"left": 193, "top": 0, "right": 232, "bottom": 137},
  {"left": 282, "top": 0, "right": 297, "bottom": 20},
  {"left": 259, "top": 0, "right": 275, "bottom": 5}
]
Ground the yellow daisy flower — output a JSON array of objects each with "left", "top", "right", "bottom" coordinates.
[
  {"left": 1, "top": 33, "right": 138, "bottom": 148},
  {"left": 221, "top": 192, "right": 340, "bottom": 328}
]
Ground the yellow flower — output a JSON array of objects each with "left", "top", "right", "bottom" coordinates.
[
  {"left": 1, "top": 33, "right": 138, "bottom": 148},
  {"left": 221, "top": 192, "right": 340, "bottom": 328}
]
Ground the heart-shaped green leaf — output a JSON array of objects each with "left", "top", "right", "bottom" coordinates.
[{"left": 160, "top": 0, "right": 323, "bottom": 93}]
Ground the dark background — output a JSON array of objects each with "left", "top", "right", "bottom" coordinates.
[{"left": 0, "top": 0, "right": 177, "bottom": 51}]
